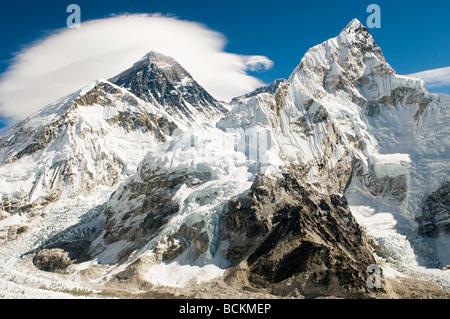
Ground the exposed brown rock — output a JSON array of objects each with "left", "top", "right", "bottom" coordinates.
[
  {"left": 221, "top": 173, "right": 378, "bottom": 298},
  {"left": 33, "top": 248, "right": 73, "bottom": 273},
  {"left": 417, "top": 181, "right": 450, "bottom": 238}
]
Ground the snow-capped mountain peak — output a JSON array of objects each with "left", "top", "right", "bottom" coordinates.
[
  {"left": 126, "top": 50, "right": 180, "bottom": 71},
  {"left": 275, "top": 19, "right": 450, "bottom": 274},
  {"left": 345, "top": 17, "right": 364, "bottom": 30},
  {"left": 109, "top": 51, "right": 228, "bottom": 127}
]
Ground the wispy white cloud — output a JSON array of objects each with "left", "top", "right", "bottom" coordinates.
[
  {"left": 243, "top": 56, "right": 274, "bottom": 72},
  {"left": 0, "top": 14, "right": 273, "bottom": 121},
  {"left": 408, "top": 66, "right": 450, "bottom": 89}
]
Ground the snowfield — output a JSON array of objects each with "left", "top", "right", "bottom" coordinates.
[{"left": 0, "top": 186, "right": 115, "bottom": 298}]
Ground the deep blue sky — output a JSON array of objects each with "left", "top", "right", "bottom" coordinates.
[{"left": 0, "top": 0, "right": 449, "bottom": 129}]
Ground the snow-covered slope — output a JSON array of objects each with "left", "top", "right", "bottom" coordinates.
[
  {"left": 0, "top": 80, "right": 181, "bottom": 242},
  {"left": 0, "top": 51, "right": 234, "bottom": 297},
  {"left": 0, "top": 50, "right": 233, "bottom": 244}
]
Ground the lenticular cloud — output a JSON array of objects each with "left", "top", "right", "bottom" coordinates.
[
  {"left": 408, "top": 66, "right": 450, "bottom": 89},
  {"left": 0, "top": 14, "right": 273, "bottom": 121}
]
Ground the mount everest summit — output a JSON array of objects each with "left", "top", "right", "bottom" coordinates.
[{"left": 0, "top": 19, "right": 449, "bottom": 299}]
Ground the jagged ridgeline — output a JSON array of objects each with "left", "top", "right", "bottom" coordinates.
[
  {"left": 109, "top": 51, "right": 229, "bottom": 126},
  {"left": 0, "top": 19, "right": 449, "bottom": 299}
]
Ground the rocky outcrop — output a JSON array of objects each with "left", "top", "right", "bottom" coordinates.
[
  {"left": 87, "top": 160, "right": 222, "bottom": 265},
  {"left": 0, "top": 224, "right": 29, "bottom": 244},
  {"left": 417, "top": 181, "right": 450, "bottom": 238},
  {"left": 364, "top": 173, "right": 408, "bottom": 202},
  {"left": 156, "top": 221, "right": 210, "bottom": 262},
  {"left": 221, "top": 173, "right": 378, "bottom": 298},
  {"left": 33, "top": 249, "right": 72, "bottom": 273},
  {"left": 32, "top": 240, "right": 91, "bottom": 273}
]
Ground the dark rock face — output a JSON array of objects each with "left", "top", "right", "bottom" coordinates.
[
  {"left": 221, "top": 173, "right": 377, "bottom": 297},
  {"left": 110, "top": 51, "right": 228, "bottom": 126},
  {"left": 417, "top": 181, "right": 450, "bottom": 238}
]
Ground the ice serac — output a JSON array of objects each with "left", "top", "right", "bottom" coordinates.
[
  {"left": 83, "top": 92, "right": 284, "bottom": 275},
  {"left": 110, "top": 51, "right": 229, "bottom": 128},
  {"left": 89, "top": 127, "right": 251, "bottom": 257},
  {"left": 0, "top": 79, "right": 179, "bottom": 242}
]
